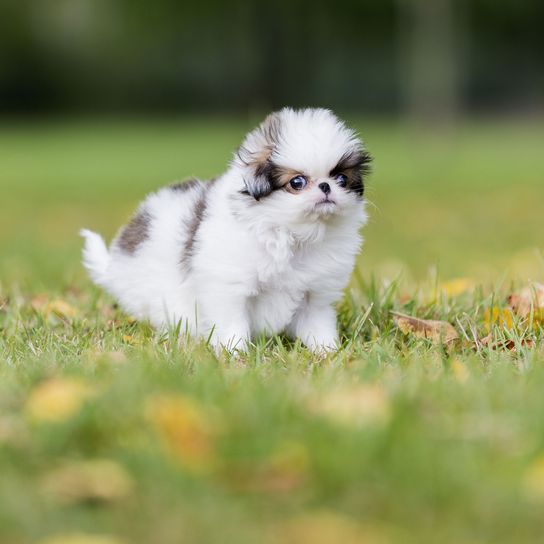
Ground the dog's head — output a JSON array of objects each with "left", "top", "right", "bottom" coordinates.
[{"left": 234, "top": 108, "right": 371, "bottom": 225}]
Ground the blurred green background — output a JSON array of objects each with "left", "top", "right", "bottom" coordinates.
[{"left": 1, "top": 0, "right": 543, "bottom": 286}]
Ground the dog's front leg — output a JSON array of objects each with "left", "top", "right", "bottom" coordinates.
[
  {"left": 287, "top": 294, "right": 339, "bottom": 352},
  {"left": 200, "top": 292, "right": 250, "bottom": 353}
]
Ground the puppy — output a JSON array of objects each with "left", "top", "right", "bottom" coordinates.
[{"left": 81, "top": 108, "right": 371, "bottom": 352}]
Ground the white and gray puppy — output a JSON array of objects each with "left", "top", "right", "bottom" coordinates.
[{"left": 81, "top": 108, "right": 371, "bottom": 352}]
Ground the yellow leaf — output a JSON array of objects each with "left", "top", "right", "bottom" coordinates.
[
  {"left": 41, "top": 459, "right": 134, "bottom": 504},
  {"left": 25, "top": 378, "right": 94, "bottom": 423},
  {"left": 392, "top": 312, "right": 459, "bottom": 344},
  {"left": 122, "top": 334, "right": 140, "bottom": 345},
  {"left": 451, "top": 359, "right": 469, "bottom": 383},
  {"left": 146, "top": 394, "right": 216, "bottom": 474},
  {"left": 310, "top": 384, "right": 391, "bottom": 428},
  {"left": 32, "top": 296, "right": 78, "bottom": 319},
  {"left": 274, "top": 510, "right": 389, "bottom": 544},
  {"left": 38, "top": 534, "right": 125, "bottom": 544},
  {"left": 45, "top": 299, "right": 78, "bottom": 319},
  {"left": 104, "top": 351, "right": 128, "bottom": 364},
  {"left": 440, "top": 278, "right": 474, "bottom": 297},
  {"left": 484, "top": 308, "right": 514, "bottom": 332}
]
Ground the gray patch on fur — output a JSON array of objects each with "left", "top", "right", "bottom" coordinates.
[
  {"left": 170, "top": 178, "right": 200, "bottom": 192},
  {"left": 180, "top": 179, "right": 217, "bottom": 271},
  {"left": 117, "top": 209, "right": 151, "bottom": 255},
  {"left": 236, "top": 112, "right": 282, "bottom": 168},
  {"left": 236, "top": 112, "right": 284, "bottom": 200}
]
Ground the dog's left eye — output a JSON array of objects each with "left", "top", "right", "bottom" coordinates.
[
  {"left": 289, "top": 175, "right": 307, "bottom": 191},
  {"left": 335, "top": 173, "right": 348, "bottom": 187}
]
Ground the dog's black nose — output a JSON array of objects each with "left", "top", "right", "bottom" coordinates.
[{"left": 318, "top": 182, "right": 331, "bottom": 195}]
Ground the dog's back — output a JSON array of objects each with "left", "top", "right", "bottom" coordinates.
[{"left": 81, "top": 180, "right": 208, "bottom": 329}]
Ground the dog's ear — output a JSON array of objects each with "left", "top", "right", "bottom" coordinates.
[
  {"left": 330, "top": 149, "right": 372, "bottom": 197},
  {"left": 236, "top": 112, "right": 282, "bottom": 200},
  {"left": 243, "top": 159, "right": 275, "bottom": 201}
]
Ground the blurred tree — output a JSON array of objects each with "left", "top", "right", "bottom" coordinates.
[
  {"left": 397, "top": 0, "right": 464, "bottom": 123},
  {"left": 0, "top": 0, "right": 542, "bottom": 116}
]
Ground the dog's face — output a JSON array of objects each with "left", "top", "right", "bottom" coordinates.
[{"left": 234, "top": 108, "right": 371, "bottom": 225}]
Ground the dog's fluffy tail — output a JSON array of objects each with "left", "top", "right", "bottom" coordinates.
[{"left": 80, "top": 229, "right": 110, "bottom": 286}]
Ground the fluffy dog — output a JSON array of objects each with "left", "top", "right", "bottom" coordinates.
[{"left": 81, "top": 108, "right": 371, "bottom": 351}]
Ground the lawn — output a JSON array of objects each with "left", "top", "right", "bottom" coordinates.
[{"left": 1, "top": 117, "right": 543, "bottom": 544}]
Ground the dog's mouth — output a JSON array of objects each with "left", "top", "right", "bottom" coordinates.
[
  {"left": 314, "top": 198, "right": 336, "bottom": 209},
  {"left": 312, "top": 199, "right": 338, "bottom": 216}
]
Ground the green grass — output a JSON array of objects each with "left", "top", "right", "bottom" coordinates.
[{"left": 1, "top": 118, "right": 544, "bottom": 544}]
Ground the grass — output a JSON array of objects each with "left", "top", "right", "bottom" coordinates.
[{"left": 0, "top": 117, "right": 544, "bottom": 544}]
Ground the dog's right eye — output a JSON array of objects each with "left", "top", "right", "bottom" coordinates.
[{"left": 289, "top": 175, "right": 307, "bottom": 191}]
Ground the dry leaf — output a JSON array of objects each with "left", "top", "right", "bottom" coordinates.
[
  {"left": 478, "top": 333, "right": 534, "bottom": 352},
  {"left": 46, "top": 299, "right": 78, "bottom": 319},
  {"left": 484, "top": 308, "right": 514, "bottom": 331},
  {"left": 103, "top": 351, "right": 128, "bottom": 365},
  {"left": 146, "top": 394, "right": 217, "bottom": 473},
  {"left": 440, "top": 278, "right": 474, "bottom": 297},
  {"left": 392, "top": 312, "right": 459, "bottom": 344},
  {"left": 272, "top": 510, "right": 389, "bottom": 544},
  {"left": 310, "top": 384, "right": 391, "bottom": 428},
  {"left": 41, "top": 459, "right": 134, "bottom": 504},
  {"left": 31, "top": 296, "right": 78, "bottom": 320},
  {"left": 122, "top": 334, "right": 141, "bottom": 345},
  {"left": 508, "top": 283, "right": 544, "bottom": 318},
  {"left": 478, "top": 333, "right": 494, "bottom": 347},
  {"left": 451, "top": 359, "right": 469, "bottom": 383},
  {"left": 26, "top": 378, "right": 94, "bottom": 423}
]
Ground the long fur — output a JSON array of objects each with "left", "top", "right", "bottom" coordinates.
[{"left": 81, "top": 108, "right": 371, "bottom": 351}]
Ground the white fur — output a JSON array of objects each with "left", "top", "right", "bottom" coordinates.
[{"left": 81, "top": 108, "right": 368, "bottom": 352}]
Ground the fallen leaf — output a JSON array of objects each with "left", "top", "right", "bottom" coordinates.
[
  {"left": 484, "top": 307, "right": 515, "bottom": 331},
  {"left": 146, "top": 394, "right": 217, "bottom": 473},
  {"left": 478, "top": 333, "right": 534, "bottom": 352},
  {"left": 25, "top": 378, "right": 94, "bottom": 423},
  {"left": 479, "top": 333, "right": 494, "bottom": 347},
  {"left": 508, "top": 283, "right": 544, "bottom": 319},
  {"left": 38, "top": 533, "right": 125, "bottom": 544},
  {"left": 392, "top": 312, "right": 459, "bottom": 344},
  {"left": 103, "top": 351, "right": 128, "bottom": 365},
  {"left": 41, "top": 459, "right": 134, "bottom": 504},
  {"left": 31, "top": 297, "right": 78, "bottom": 320},
  {"left": 122, "top": 334, "right": 141, "bottom": 345},
  {"left": 451, "top": 359, "right": 469, "bottom": 383},
  {"left": 440, "top": 278, "right": 474, "bottom": 297},
  {"left": 47, "top": 299, "right": 78, "bottom": 319},
  {"left": 273, "top": 510, "right": 389, "bottom": 544},
  {"left": 310, "top": 384, "right": 391, "bottom": 428}
]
